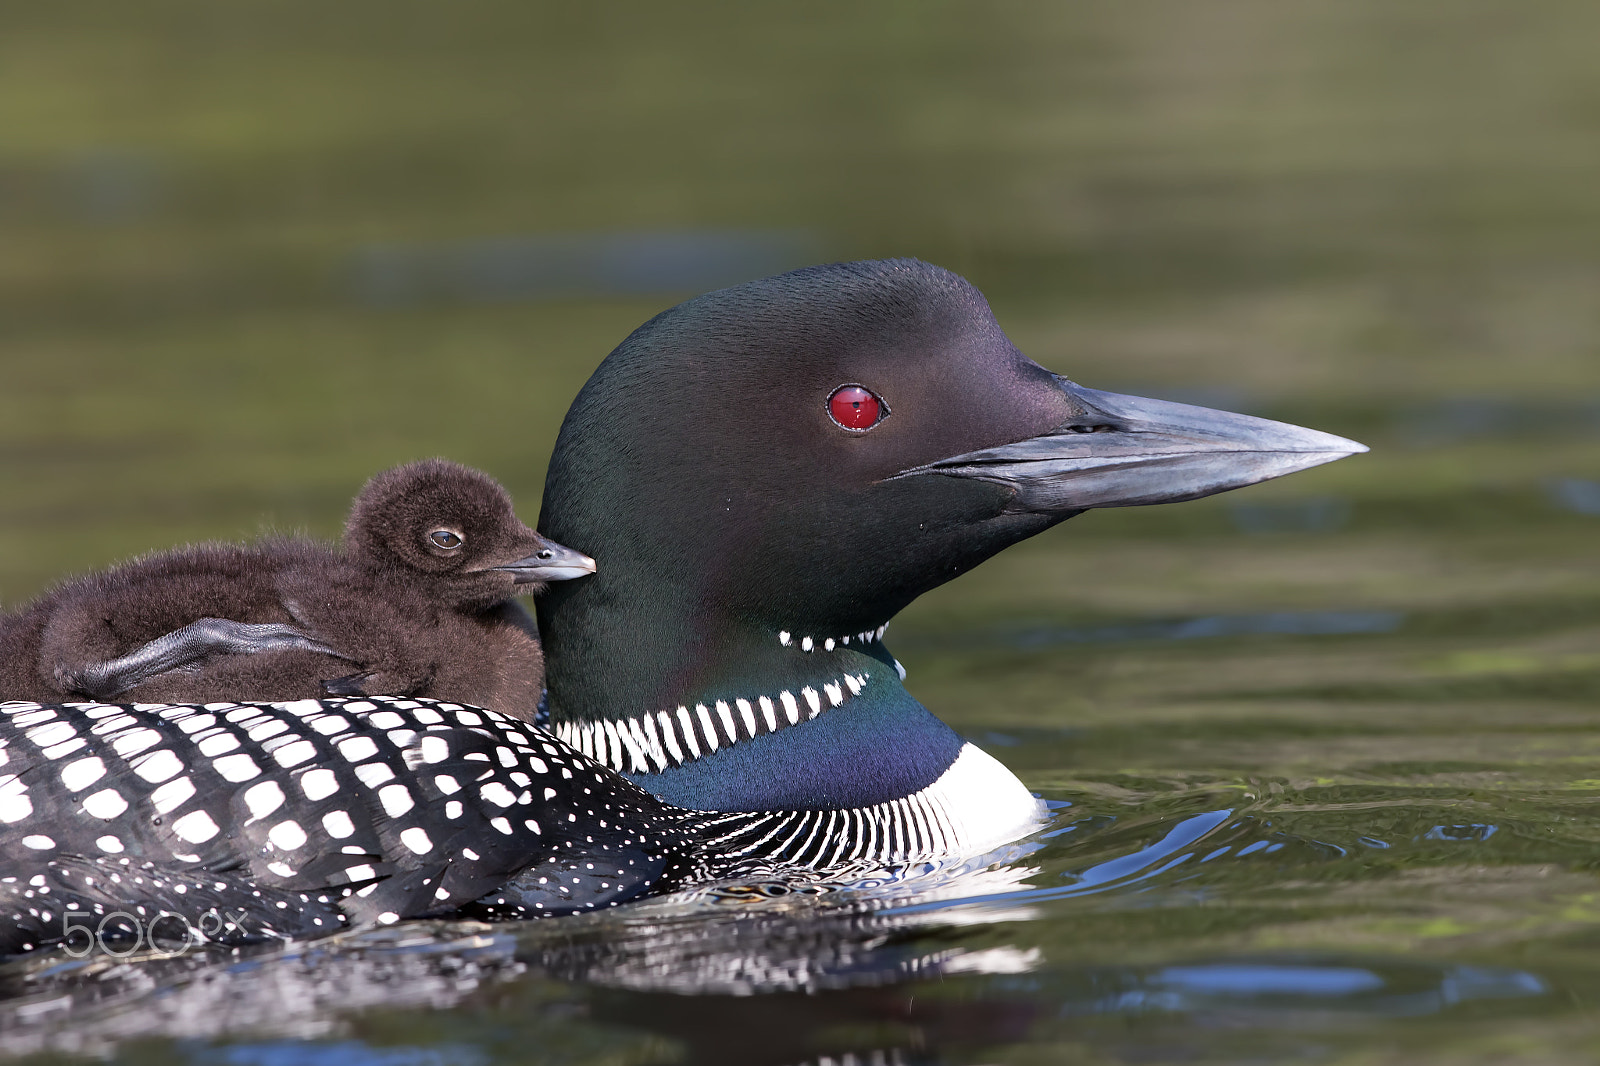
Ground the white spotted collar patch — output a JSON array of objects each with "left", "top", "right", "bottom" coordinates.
[{"left": 777, "top": 623, "right": 888, "bottom": 654}]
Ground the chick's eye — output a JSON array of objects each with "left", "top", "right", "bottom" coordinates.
[
  {"left": 429, "top": 529, "right": 463, "bottom": 550},
  {"left": 828, "top": 384, "right": 887, "bottom": 432}
]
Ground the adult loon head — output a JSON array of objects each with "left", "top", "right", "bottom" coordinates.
[{"left": 536, "top": 259, "right": 1364, "bottom": 829}]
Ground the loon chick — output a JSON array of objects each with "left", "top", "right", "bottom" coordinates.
[
  {"left": 1, "top": 460, "right": 594, "bottom": 718},
  {"left": 0, "top": 259, "right": 1364, "bottom": 954}
]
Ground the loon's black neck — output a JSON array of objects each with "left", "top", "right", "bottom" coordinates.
[{"left": 537, "top": 563, "right": 963, "bottom": 812}]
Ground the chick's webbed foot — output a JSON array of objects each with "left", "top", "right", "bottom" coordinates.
[
  {"left": 321, "top": 672, "right": 374, "bottom": 697},
  {"left": 59, "top": 618, "right": 350, "bottom": 700},
  {"left": 320, "top": 670, "right": 423, "bottom": 698}
]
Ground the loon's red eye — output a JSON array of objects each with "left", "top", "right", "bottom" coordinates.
[{"left": 828, "top": 385, "right": 886, "bottom": 432}]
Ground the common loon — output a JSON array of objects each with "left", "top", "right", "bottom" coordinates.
[
  {"left": 0, "top": 460, "right": 593, "bottom": 716},
  {"left": 0, "top": 259, "right": 1364, "bottom": 955}
]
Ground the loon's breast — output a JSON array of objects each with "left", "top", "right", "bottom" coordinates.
[{"left": 549, "top": 658, "right": 1045, "bottom": 862}]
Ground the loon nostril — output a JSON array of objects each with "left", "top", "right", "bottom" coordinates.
[
  {"left": 537, "top": 550, "right": 554, "bottom": 559},
  {"left": 1067, "top": 423, "right": 1117, "bottom": 434}
]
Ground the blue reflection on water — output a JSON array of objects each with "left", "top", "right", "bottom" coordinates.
[
  {"left": 1155, "top": 963, "right": 1384, "bottom": 996},
  {"left": 198, "top": 1041, "right": 483, "bottom": 1066},
  {"left": 1065, "top": 810, "right": 1232, "bottom": 890},
  {"left": 1081, "top": 960, "right": 1546, "bottom": 1017},
  {"left": 1423, "top": 823, "right": 1497, "bottom": 842}
]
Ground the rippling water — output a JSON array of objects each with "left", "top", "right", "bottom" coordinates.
[
  {"left": 6, "top": 594, "right": 1600, "bottom": 1063},
  {"left": 3, "top": 0, "right": 1600, "bottom": 1061}
]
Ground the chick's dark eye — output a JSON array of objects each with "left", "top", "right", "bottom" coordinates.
[
  {"left": 828, "top": 384, "right": 887, "bottom": 432},
  {"left": 429, "top": 529, "right": 463, "bottom": 549}
]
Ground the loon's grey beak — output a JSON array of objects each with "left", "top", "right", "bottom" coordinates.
[
  {"left": 894, "top": 377, "right": 1367, "bottom": 512},
  {"left": 494, "top": 543, "right": 598, "bottom": 583}
]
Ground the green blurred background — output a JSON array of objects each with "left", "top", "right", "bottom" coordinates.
[
  {"left": 3, "top": 0, "right": 1595, "bottom": 613},
  {"left": 3, "top": 2, "right": 1600, "bottom": 1062}
]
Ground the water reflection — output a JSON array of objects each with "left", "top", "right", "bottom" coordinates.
[
  {"left": 1062, "top": 958, "right": 1545, "bottom": 1019},
  {"left": 1422, "top": 824, "right": 1497, "bottom": 843},
  {"left": 0, "top": 932, "right": 1547, "bottom": 1063},
  {"left": 0, "top": 860, "right": 1046, "bottom": 1058},
  {"left": 0, "top": 929, "right": 529, "bottom": 1059},
  {"left": 0, "top": 803, "right": 1553, "bottom": 1062},
  {"left": 199, "top": 1043, "right": 481, "bottom": 1066}
]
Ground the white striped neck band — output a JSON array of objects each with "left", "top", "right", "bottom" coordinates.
[{"left": 550, "top": 670, "right": 871, "bottom": 776}]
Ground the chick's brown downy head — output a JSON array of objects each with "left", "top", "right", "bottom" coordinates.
[{"left": 346, "top": 459, "right": 593, "bottom": 608}]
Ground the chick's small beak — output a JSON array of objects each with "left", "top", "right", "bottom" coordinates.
[{"left": 494, "top": 541, "right": 597, "bottom": 583}]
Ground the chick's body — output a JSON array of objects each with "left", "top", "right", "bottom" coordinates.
[{"left": 0, "top": 460, "right": 591, "bottom": 722}]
